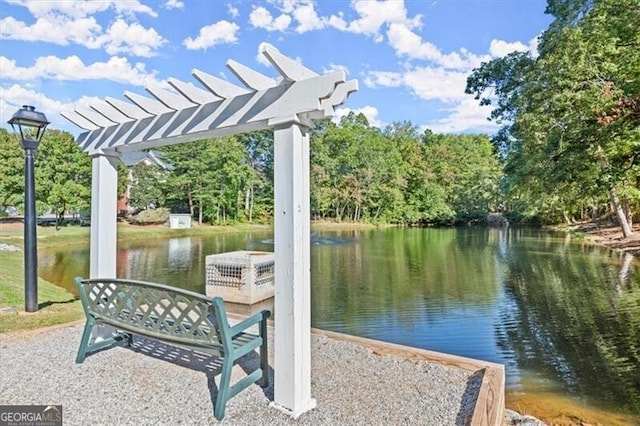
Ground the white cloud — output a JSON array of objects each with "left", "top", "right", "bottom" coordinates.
[
  {"left": 334, "top": 105, "right": 383, "bottom": 128},
  {"left": 1, "top": 1, "right": 165, "bottom": 57},
  {"left": 365, "top": 66, "right": 469, "bottom": 103},
  {"left": 348, "top": 0, "right": 418, "bottom": 36},
  {"left": 244, "top": 0, "right": 488, "bottom": 72},
  {"left": 0, "top": 15, "right": 102, "bottom": 47},
  {"left": 283, "top": 1, "right": 331, "bottom": 33},
  {"left": 403, "top": 67, "right": 470, "bottom": 102},
  {"left": 0, "top": 56, "right": 161, "bottom": 87},
  {"left": 0, "top": 84, "right": 103, "bottom": 133},
  {"left": 327, "top": 13, "right": 347, "bottom": 31},
  {"left": 291, "top": 2, "right": 325, "bottom": 33},
  {"left": 250, "top": 0, "right": 348, "bottom": 34},
  {"left": 249, "top": 7, "right": 273, "bottom": 28},
  {"left": 278, "top": 0, "right": 303, "bottom": 14},
  {"left": 387, "top": 23, "right": 488, "bottom": 70},
  {"left": 249, "top": 6, "right": 291, "bottom": 32},
  {"left": 364, "top": 71, "right": 403, "bottom": 88},
  {"left": 322, "top": 63, "right": 350, "bottom": 75},
  {"left": 227, "top": 4, "right": 240, "bottom": 18},
  {"left": 101, "top": 19, "right": 166, "bottom": 57},
  {"left": 489, "top": 39, "right": 528, "bottom": 57},
  {"left": 489, "top": 35, "right": 541, "bottom": 58},
  {"left": 5, "top": 0, "right": 157, "bottom": 19},
  {"left": 163, "top": 0, "right": 184, "bottom": 10},
  {"left": 183, "top": 20, "right": 240, "bottom": 50},
  {"left": 422, "top": 98, "right": 499, "bottom": 134}
]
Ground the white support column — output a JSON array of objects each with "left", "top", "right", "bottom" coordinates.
[
  {"left": 271, "top": 121, "right": 316, "bottom": 417},
  {"left": 89, "top": 154, "right": 119, "bottom": 279}
]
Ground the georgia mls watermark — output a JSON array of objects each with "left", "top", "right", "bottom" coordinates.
[{"left": 0, "top": 405, "right": 62, "bottom": 426}]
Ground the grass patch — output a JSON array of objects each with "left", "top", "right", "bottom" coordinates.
[
  {"left": 0, "top": 250, "right": 84, "bottom": 333},
  {"left": 0, "top": 222, "right": 90, "bottom": 250},
  {"left": 116, "top": 221, "right": 272, "bottom": 242}
]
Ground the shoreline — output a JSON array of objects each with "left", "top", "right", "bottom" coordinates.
[
  {"left": 552, "top": 222, "right": 640, "bottom": 257},
  {"left": 2, "top": 217, "right": 638, "bottom": 255}
]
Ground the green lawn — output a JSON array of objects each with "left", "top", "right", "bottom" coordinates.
[{"left": 0, "top": 249, "right": 84, "bottom": 333}]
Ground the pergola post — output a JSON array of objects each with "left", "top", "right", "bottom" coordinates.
[
  {"left": 271, "top": 121, "right": 316, "bottom": 417},
  {"left": 89, "top": 154, "right": 119, "bottom": 279}
]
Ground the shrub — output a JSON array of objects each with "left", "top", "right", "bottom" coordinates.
[{"left": 129, "top": 208, "right": 170, "bottom": 225}]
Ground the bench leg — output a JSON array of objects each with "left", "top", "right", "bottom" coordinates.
[
  {"left": 76, "top": 318, "right": 94, "bottom": 363},
  {"left": 75, "top": 319, "right": 128, "bottom": 363},
  {"left": 215, "top": 358, "right": 233, "bottom": 420},
  {"left": 258, "top": 319, "right": 269, "bottom": 388}
]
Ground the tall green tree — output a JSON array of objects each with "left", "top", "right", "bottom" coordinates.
[
  {"left": 212, "top": 135, "right": 253, "bottom": 223},
  {"left": 128, "top": 162, "right": 169, "bottom": 210},
  {"left": 239, "top": 130, "right": 274, "bottom": 223},
  {"left": 0, "top": 129, "right": 25, "bottom": 213},
  {"left": 384, "top": 124, "right": 453, "bottom": 224},
  {"left": 422, "top": 132, "right": 502, "bottom": 224},
  {"left": 36, "top": 129, "right": 92, "bottom": 222},
  {"left": 311, "top": 112, "right": 407, "bottom": 222},
  {"left": 160, "top": 135, "right": 252, "bottom": 225},
  {"left": 467, "top": 0, "right": 639, "bottom": 233}
]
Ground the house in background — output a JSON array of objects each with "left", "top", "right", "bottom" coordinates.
[{"left": 118, "top": 150, "right": 174, "bottom": 216}]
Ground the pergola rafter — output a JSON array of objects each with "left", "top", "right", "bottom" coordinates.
[
  {"left": 63, "top": 43, "right": 358, "bottom": 419},
  {"left": 63, "top": 43, "right": 357, "bottom": 155}
]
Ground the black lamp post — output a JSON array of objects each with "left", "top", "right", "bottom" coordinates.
[{"left": 8, "top": 105, "right": 49, "bottom": 312}]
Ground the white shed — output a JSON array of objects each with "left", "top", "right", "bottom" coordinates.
[{"left": 168, "top": 213, "right": 191, "bottom": 229}]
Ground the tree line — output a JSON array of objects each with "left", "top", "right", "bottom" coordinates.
[
  {"left": 130, "top": 115, "right": 503, "bottom": 226},
  {"left": 0, "top": 120, "right": 502, "bottom": 226}
]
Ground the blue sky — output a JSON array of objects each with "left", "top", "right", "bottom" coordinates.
[{"left": 0, "top": 0, "right": 552, "bottom": 137}]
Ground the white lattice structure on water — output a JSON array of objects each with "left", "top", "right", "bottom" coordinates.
[{"left": 205, "top": 251, "right": 275, "bottom": 304}]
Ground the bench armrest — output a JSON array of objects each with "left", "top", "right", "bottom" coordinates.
[{"left": 228, "top": 309, "right": 271, "bottom": 337}]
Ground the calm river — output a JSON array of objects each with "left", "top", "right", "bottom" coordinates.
[{"left": 39, "top": 227, "right": 640, "bottom": 423}]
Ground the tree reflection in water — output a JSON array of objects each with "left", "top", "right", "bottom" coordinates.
[{"left": 495, "top": 228, "right": 640, "bottom": 415}]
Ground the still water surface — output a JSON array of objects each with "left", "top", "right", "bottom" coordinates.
[{"left": 40, "top": 227, "right": 640, "bottom": 421}]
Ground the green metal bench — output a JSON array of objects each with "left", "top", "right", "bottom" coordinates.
[{"left": 74, "top": 277, "right": 270, "bottom": 420}]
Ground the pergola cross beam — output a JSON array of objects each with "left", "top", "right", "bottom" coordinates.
[{"left": 63, "top": 43, "right": 356, "bottom": 156}]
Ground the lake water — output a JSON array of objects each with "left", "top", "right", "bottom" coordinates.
[{"left": 39, "top": 227, "right": 640, "bottom": 423}]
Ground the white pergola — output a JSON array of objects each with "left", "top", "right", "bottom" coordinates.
[{"left": 63, "top": 43, "right": 358, "bottom": 418}]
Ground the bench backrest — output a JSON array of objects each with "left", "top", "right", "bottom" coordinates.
[{"left": 75, "top": 277, "right": 226, "bottom": 348}]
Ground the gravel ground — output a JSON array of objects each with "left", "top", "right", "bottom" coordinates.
[{"left": 0, "top": 322, "right": 480, "bottom": 425}]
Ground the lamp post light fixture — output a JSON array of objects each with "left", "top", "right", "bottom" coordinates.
[{"left": 8, "top": 105, "right": 49, "bottom": 312}]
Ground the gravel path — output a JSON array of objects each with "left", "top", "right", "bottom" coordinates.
[{"left": 0, "top": 322, "right": 480, "bottom": 425}]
